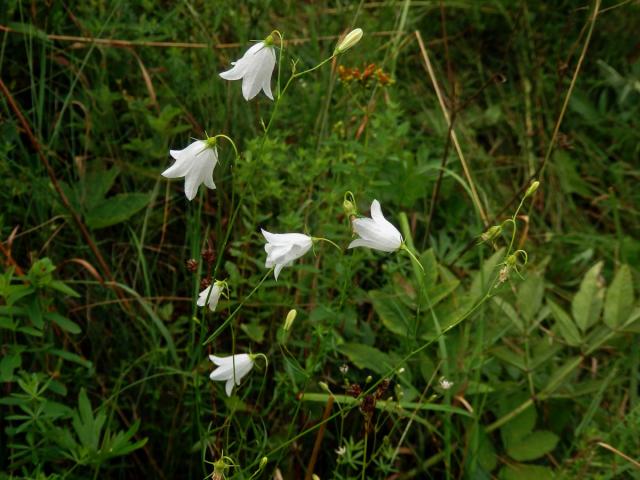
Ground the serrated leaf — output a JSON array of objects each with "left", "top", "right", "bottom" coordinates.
[
  {"left": 548, "top": 299, "right": 582, "bottom": 346},
  {"left": 572, "top": 262, "right": 604, "bottom": 331},
  {"left": 507, "top": 430, "right": 559, "bottom": 461},
  {"left": 85, "top": 193, "right": 151, "bottom": 229},
  {"left": 337, "top": 343, "right": 395, "bottom": 375},
  {"left": 604, "top": 264, "right": 634, "bottom": 329}
]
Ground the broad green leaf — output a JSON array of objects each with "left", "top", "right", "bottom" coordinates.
[
  {"left": 603, "top": 264, "right": 634, "bottom": 329},
  {"left": 370, "top": 290, "right": 417, "bottom": 337},
  {"left": 420, "top": 248, "right": 438, "bottom": 286},
  {"left": 572, "top": 262, "right": 604, "bottom": 331},
  {"left": 83, "top": 166, "right": 120, "bottom": 210},
  {"left": 507, "top": 430, "right": 559, "bottom": 461},
  {"left": 337, "top": 343, "right": 395, "bottom": 375},
  {"left": 46, "top": 312, "right": 81, "bottom": 334},
  {"left": 499, "top": 463, "right": 555, "bottom": 480},
  {"left": 470, "top": 248, "right": 504, "bottom": 300},
  {"left": 548, "top": 299, "right": 582, "bottom": 347},
  {"left": 85, "top": 193, "right": 151, "bottom": 229},
  {"left": 0, "top": 351, "right": 21, "bottom": 382},
  {"left": 517, "top": 273, "right": 544, "bottom": 323},
  {"left": 500, "top": 402, "right": 536, "bottom": 447},
  {"left": 425, "top": 278, "right": 460, "bottom": 308},
  {"left": 240, "top": 320, "right": 265, "bottom": 343}
]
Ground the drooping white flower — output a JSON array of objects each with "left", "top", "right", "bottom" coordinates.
[
  {"left": 162, "top": 139, "right": 217, "bottom": 201},
  {"left": 219, "top": 36, "right": 277, "bottom": 101},
  {"left": 197, "top": 282, "right": 223, "bottom": 312},
  {"left": 209, "top": 353, "right": 255, "bottom": 397},
  {"left": 261, "top": 229, "right": 313, "bottom": 280},
  {"left": 348, "top": 199, "right": 403, "bottom": 252}
]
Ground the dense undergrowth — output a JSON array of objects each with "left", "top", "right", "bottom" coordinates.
[{"left": 1, "top": 1, "right": 639, "bottom": 479}]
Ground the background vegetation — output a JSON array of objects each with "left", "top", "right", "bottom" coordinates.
[{"left": 1, "top": 0, "right": 639, "bottom": 478}]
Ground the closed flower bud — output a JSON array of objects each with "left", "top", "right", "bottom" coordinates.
[
  {"left": 525, "top": 180, "right": 540, "bottom": 198},
  {"left": 343, "top": 199, "right": 357, "bottom": 217},
  {"left": 284, "top": 309, "right": 297, "bottom": 331},
  {"left": 335, "top": 28, "right": 363, "bottom": 54},
  {"left": 259, "top": 457, "right": 268, "bottom": 469},
  {"left": 318, "top": 381, "right": 331, "bottom": 393},
  {"left": 479, "top": 225, "right": 502, "bottom": 243}
]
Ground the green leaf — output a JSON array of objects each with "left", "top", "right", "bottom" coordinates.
[
  {"left": 603, "top": 264, "right": 634, "bottom": 329},
  {"left": 499, "top": 463, "right": 555, "bottom": 480},
  {"left": 240, "top": 320, "right": 265, "bottom": 343},
  {"left": 470, "top": 248, "right": 504, "bottom": 300},
  {"left": 507, "top": 430, "right": 559, "bottom": 461},
  {"left": 500, "top": 402, "right": 536, "bottom": 446},
  {"left": 337, "top": 343, "right": 395, "bottom": 375},
  {"left": 491, "top": 346, "right": 526, "bottom": 371},
  {"left": 548, "top": 299, "right": 582, "bottom": 346},
  {"left": 541, "top": 356, "right": 582, "bottom": 397},
  {"left": 49, "top": 349, "right": 93, "bottom": 369},
  {"left": 49, "top": 280, "right": 81, "bottom": 298},
  {"left": 572, "top": 262, "right": 604, "bottom": 331},
  {"left": 46, "top": 312, "right": 82, "bottom": 334},
  {"left": 420, "top": 248, "right": 438, "bottom": 286},
  {"left": 85, "top": 193, "right": 151, "bottom": 229},
  {"left": 0, "top": 351, "right": 21, "bottom": 382},
  {"left": 492, "top": 297, "right": 524, "bottom": 332},
  {"left": 370, "top": 290, "right": 417, "bottom": 337},
  {"left": 517, "top": 273, "right": 545, "bottom": 323}
]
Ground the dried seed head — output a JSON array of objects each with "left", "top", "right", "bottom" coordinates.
[
  {"left": 375, "top": 378, "right": 391, "bottom": 399},
  {"left": 202, "top": 248, "right": 215, "bottom": 265},
  {"left": 200, "top": 277, "right": 212, "bottom": 290},
  {"left": 186, "top": 258, "right": 198, "bottom": 272},
  {"left": 346, "top": 383, "right": 362, "bottom": 398}
]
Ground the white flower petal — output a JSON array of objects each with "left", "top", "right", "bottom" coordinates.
[
  {"left": 225, "top": 378, "right": 234, "bottom": 396},
  {"left": 274, "top": 263, "right": 285, "bottom": 280},
  {"left": 219, "top": 41, "right": 276, "bottom": 101}
]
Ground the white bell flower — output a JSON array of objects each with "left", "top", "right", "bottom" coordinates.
[
  {"left": 219, "top": 35, "right": 277, "bottom": 101},
  {"left": 261, "top": 229, "right": 313, "bottom": 280},
  {"left": 162, "top": 139, "right": 217, "bottom": 201},
  {"left": 197, "top": 281, "right": 224, "bottom": 312},
  {"left": 209, "top": 353, "right": 255, "bottom": 397},
  {"left": 348, "top": 199, "right": 403, "bottom": 252}
]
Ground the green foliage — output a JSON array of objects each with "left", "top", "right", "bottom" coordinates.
[{"left": 1, "top": 0, "right": 639, "bottom": 478}]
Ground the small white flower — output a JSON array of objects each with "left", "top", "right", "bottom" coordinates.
[
  {"left": 209, "top": 353, "right": 255, "bottom": 397},
  {"left": 348, "top": 199, "right": 403, "bottom": 252},
  {"left": 261, "top": 229, "right": 313, "bottom": 280},
  {"left": 439, "top": 376, "right": 454, "bottom": 390},
  {"left": 335, "top": 445, "right": 346, "bottom": 456},
  {"left": 219, "top": 37, "right": 277, "bottom": 101},
  {"left": 162, "top": 139, "right": 217, "bottom": 201},
  {"left": 197, "top": 282, "right": 223, "bottom": 312}
]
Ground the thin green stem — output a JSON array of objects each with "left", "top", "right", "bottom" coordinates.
[
  {"left": 202, "top": 269, "right": 273, "bottom": 345},
  {"left": 312, "top": 236, "right": 342, "bottom": 252}
]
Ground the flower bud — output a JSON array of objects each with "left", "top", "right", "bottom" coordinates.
[
  {"left": 259, "top": 457, "right": 268, "bottom": 469},
  {"left": 525, "top": 180, "right": 540, "bottom": 198},
  {"left": 343, "top": 199, "right": 357, "bottom": 217},
  {"left": 365, "top": 375, "right": 373, "bottom": 384},
  {"left": 479, "top": 225, "right": 502, "bottom": 243},
  {"left": 283, "top": 309, "right": 297, "bottom": 331},
  {"left": 335, "top": 28, "right": 363, "bottom": 54},
  {"left": 318, "top": 381, "right": 331, "bottom": 393},
  {"left": 312, "top": 475, "right": 321, "bottom": 480}
]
